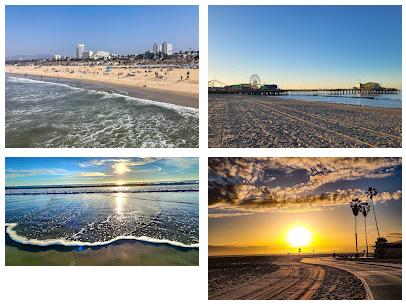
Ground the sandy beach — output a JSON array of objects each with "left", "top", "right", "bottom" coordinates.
[
  {"left": 6, "top": 65, "right": 199, "bottom": 108},
  {"left": 209, "top": 255, "right": 366, "bottom": 300},
  {"left": 208, "top": 95, "right": 402, "bottom": 147}
]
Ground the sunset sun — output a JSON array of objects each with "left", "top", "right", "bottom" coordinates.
[
  {"left": 287, "top": 226, "right": 312, "bottom": 248},
  {"left": 114, "top": 162, "right": 130, "bottom": 175}
]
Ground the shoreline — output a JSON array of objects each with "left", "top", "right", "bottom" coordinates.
[
  {"left": 5, "top": 228, "right": 199, "bottom": 266},
  {"left": 270, "top": 96, "right": 401, "bottom": 110},
  {"left": 271, "top": 95, "right": 401, "bottom": 110},
  {"left": 7, "top": 72, "right": 199, "bottom": 109},
  {"left": 209, "top": 93, "right": 400, "bottom": 110},
  {"left": 5, "top": 223, "right": 198, "bottom": 250}
]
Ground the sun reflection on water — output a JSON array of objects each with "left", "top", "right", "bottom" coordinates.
[{"left": 114, "top": 192, "right": 127, "bottom": 217}]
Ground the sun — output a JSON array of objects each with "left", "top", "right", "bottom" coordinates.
[
  {"left": 287, "top": 226, "right": 312, "bottom": 248},
  {"left": 113, "top": 162, "right": 130, "bottom": 175}
]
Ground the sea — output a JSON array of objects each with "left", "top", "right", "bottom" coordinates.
[
  {"left": 274, "top": 91, "right": 402, "bottom": 109},
  {"left": 5, "top": 183, "right": 199, "bottom": 248},
  {"left": 5, "top": 75, "right": 199, "bottom": 148}
]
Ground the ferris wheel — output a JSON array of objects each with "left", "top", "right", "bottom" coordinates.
[{"left": 249, "top": 74, "right": 261, "bottom": 88}]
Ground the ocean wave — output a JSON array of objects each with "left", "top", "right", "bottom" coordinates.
[
  {"left": 7, "top": 75, "right": 199, "bottom": 115},
  {"left": 6, "top": 189, "right": 199, "bottom": 195},
  {"left": 5, "top": 223, "right": 199, "bottom": 249},
  {"left": 7, "top": 75, "right": 82, "bottom": 90}
]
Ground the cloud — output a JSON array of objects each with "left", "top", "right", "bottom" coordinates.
[
  {"left": 78, "top": 158, "right": 160, "bottom": 173},
  {"left": 208, "top": 158, "right": 401, "bottom": 216},
  {"left": 78, "top": 158, "right": 197, "bottom": 175},
  {"left": 76, "top": 172, "right": 111, "bottom": 177},
  {"left": 209, "top": 189, "right": 402, "bottom": 218},
  {"left": 386, "top": 232, "right": 402, "bottom": 238},
  {"left": 6, "top": 168, "right": 69, "bottom": 178},
  {"left": 163, "top": 157, "right": 199, "bottom": 169}
]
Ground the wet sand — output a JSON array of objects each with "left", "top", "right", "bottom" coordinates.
[
  {"left": 209, "top": 255, "right": 366, "bottom": 300},
  {"left": 208, "top": 95, "right": 401, "bottom": 147},
  {"left": 6, "top": 69, "right": 199, "bottom": 109},
  {"left": 5, "top": 232, "right": 198, "bottom": 266}
]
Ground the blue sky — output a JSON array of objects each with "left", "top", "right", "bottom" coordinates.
[
  {"left": 6, "top": 158, "right": 199, "bottom": 186},
  {"left": 209, "top": 6, "right": 402, "bottom": 89},
  {"left": 6, "top": 5, "right": 199, "bottom": 56}
]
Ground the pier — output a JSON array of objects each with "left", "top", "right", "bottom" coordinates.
[
  {"left": 208, "top": 78, "right": 400, "bottom": 95},
  {"left": 208, "top": 85, "right": 399, "bottom": 96}
]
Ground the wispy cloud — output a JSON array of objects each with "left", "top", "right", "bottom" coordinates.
[
  {"left": 78, "top": 158, "right": 159, "bottom": 173},
  {"left": 77, "top": 172, "right": 112, "bottom": 177},
  {"left": 6, "top": 168, "right": 69, "bottom": 178}
]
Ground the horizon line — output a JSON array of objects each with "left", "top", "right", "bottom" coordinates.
[{"left": 5, "top": 179, "right": 199, "bottom": 189}]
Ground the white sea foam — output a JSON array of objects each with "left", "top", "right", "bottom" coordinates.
[
  {"left": 7, "top": 75, "right": 199, "bottom": 115},
  {"left": 5, "top": 223, "right": 199, "bottom": 249},
  {"left": 7, "top": 76, "right": 81, "bottom": 91}
]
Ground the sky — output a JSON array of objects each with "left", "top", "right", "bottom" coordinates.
[
  {"left": 6, "top": 5, "right": 199, "bottom": 57},
  {"left": 208, "top": 158, "right": 402, "bottom": 256},
  {"left": 209, "top": 6, "right": 402, "bottom": 89},
  {"left": 5, "top": 157, "right": 199, "bottom": 187}
]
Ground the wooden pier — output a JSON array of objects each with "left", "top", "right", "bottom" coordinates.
[{"left": 208, "top": 87, "right": 399, "bottom": 95}]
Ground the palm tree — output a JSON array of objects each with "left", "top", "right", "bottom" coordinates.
[
  {"left": 360, "top": 201, "right": 371, "bottom": 257},
  {"left": 374, "top": 237, "right": 388, "bottom": 259},
  {"left": 366, "top": 187, "right": 380, "bottom": 238},
  {"left": 350, "top": 198, "right": 361, "bottom": 257}
]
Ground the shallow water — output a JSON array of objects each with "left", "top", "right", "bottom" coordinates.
[
  {"left": 6, "top": 184, "right": 199, "bottom": 247},
  {"left": 5, "top": 75, "right": 199, "bottom": 147},
  {"left": 274, "top": 92, "right": 401, "bottom": 109}
]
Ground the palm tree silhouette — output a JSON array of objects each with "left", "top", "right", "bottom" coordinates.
[
  {"left": 360, "top": 201, "right": 371, "bottom": 257},
  {"left": 366, "top": 187, "right": 380, "bottom": 238},
  {"left": 350, "top": 198, "right": 361, "bottom": 257},
  {"left": 374, "top": 237, "right": 388, "bottom": 259}
]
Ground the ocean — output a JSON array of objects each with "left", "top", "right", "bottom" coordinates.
[
  {"left": 274, "top": 92, "right": 402, "bottom": 108},
  {"left": 5, "top": 75, "right": 199, "bottom": 148},
  {"left": 5, "top": 183, "right": 199, "bottom": 248}
]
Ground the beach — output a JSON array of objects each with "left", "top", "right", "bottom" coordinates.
[
  {"left": 208, "top": 255, "right": 366, "bottom": 300},
  {"left": 208, "top": 95, "right": 402, "bottom": 148},
  {"left": 6, "top": 232, "right": 198, "bottom": 266},
  {"left": 5, "top": 183, "right": 199, "bottom": 266},
  {"left": 6, "top": 65, "right": 198, "bottom": 108}
]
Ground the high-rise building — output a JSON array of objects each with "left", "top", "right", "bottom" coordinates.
[
  {"left": 76, "top": 43, "right": 85, "bottom": 59},
  {"left": 162, "top": 42, "right": 173, "bottom": 56},
  {"left": 153, "top": 43, "right": 162, "bottom": 53}
]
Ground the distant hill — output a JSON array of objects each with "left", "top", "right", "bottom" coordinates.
[{"left": 6, "top": 53, "right": 53, "bottom": 61}]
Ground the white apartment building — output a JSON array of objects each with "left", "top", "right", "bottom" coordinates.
[
  {"left": 162, "top": 42, "right": 173, "bottom": 55},
  {"left": 76, "top": 43, "right": 85, "bottom": 59},
  {"left": 82, "top": 51, "right": 94, "bottom": 59},
  {"left": 54, "top": 54, "right": 62, "bottom": 60},
  {"left": 153, "top": 43, "right": 163, "bottom": 53},
  {"left": 93, "top": 50, "right": 111, "bottom": 60}
]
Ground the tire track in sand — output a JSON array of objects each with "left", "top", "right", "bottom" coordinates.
[
  {"left": 247, "top": 98, "right": 377, "bottom": 147},
  {"left": 209, "top": 262, "right": 325, "bottom": 300}
]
